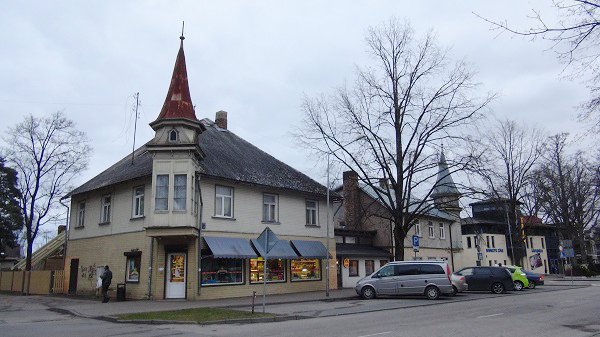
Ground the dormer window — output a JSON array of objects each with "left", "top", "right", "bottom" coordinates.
[{"left": 168, "top": 129, "right": 179, "bottom": 142}]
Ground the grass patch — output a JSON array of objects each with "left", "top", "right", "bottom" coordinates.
[{"left": 117, "top": 307, "right": 275, "bottom": 323}]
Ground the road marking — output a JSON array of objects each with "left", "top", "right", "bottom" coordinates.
[
  {"left": 357, "top": 332, "right": 393, "bottom": 337},
  {"left": 477, "top": 313, "right": 504, "bottom": 319}
]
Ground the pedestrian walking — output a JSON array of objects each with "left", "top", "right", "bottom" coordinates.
[{"left": 100, "top": 265, "right": 112, "bottom": 303}]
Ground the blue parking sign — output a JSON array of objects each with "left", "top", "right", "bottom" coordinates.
[{"left": 412, "top": 235, "right": 419, "bottom": 249}]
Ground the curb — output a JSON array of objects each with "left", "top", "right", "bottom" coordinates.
[{"left": 102, "top": 314, "right": 311, "bottom": 325}]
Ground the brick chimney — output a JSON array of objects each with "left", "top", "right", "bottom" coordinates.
[
  {"left": 343, "top": 170, "right": 361, "bottom": 230},
  {"left": 215, "top": 110, "right": 228, "bottom": 129}
]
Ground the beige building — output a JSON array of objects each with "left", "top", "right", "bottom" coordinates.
[{"left": 63, "top": 36, "right": 335, "bottom": 300}]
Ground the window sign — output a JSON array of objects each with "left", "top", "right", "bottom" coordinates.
[
  {"left": 250, "top": 258, "right": 286, "bottom": 283},
  {"left": 291, "top": 259, "right": 321, "bottom": 281},
  {"left": 126, "top": 255, "right": 141, "bottom": 283},
  {"left": 169, "top": 254, "right": 185, "bottom": 282},
  {"left": 201, "top": 258, "right": 244, "bottom": 285}
]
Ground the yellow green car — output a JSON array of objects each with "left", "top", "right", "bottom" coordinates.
[{"left": 504, "top": 266, "right": 529, "bottom": 291}]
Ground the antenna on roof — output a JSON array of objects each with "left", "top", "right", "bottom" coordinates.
[{"left": 131, "top": 92, "right": 140, "bottom": 165}]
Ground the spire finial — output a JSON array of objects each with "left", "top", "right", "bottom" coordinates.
[{"left": 180, "top": 21, "right": 185, "bottom": 45}]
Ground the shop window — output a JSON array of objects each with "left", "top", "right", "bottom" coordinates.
[
  {"left": 291, "top": 259, "right": 321, "bottom": 281},
  {"left": 348, "top": 260, "right": 359, "bottom": 276},
  {"left": 250, "top": 258, "right": 286, "bottom": 283},
  {"left": 132, "top": 186, "right": 145, "bottom": 218},
  {"left": 201, "top": 258, "right": 244, "bottom": 285},
  {"left": 173, "top": 174, "right": 187, "bottom": 210},
  {"left": 215, "top": 185, "right": 233, "bottom": 217},
  {"left": 155, "top": 175, "right": 169, "bottom": 211},
  {"left": 365, "top": 260, "right": 375, "bottom": 275},
  {"left": 126, "top": 255, "right": 141, "bottom": 283}
]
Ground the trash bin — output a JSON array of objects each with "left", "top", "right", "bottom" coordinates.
[{"left": 116, "top": 283, "right": 126, "bottom": 301}]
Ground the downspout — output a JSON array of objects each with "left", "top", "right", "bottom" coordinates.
[
  {"left": 196, "top": 172, "right": 203, "bottom": 297},
  {"left": 449, "top": 220, "right": 455, "bottom": 271},
  {"left": 59, "top": 198, "right": 70, "bottom": 291},
  {"left": 147, "top": 237, "right": 154, "bottom": 300}
]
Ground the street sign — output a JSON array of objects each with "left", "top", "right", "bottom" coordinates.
[
  {"left": 477, "top": 252, "right": 484, "bottom": 261},
  {"left": 412, "top": 235, "right": 419, "bottom": 251}
]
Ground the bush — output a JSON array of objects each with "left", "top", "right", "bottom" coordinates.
[{"left": 572, "top": 264, "right": 599, "bottom": 277}]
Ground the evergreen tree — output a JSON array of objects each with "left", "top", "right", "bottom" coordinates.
[{"left": 0, "top": 156, "right": 23, "bottom": 253}]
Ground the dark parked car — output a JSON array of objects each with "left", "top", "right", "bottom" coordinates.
[
  {"left": 454, "top": 267, "right": 515, "bottom": 294},
  {"left": 523, "top": 270, "right": 544, "bottom": 289}
]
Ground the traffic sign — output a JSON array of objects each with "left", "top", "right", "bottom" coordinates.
[{"left": 412, "top": 235, "right": 419, "bottom": 251}]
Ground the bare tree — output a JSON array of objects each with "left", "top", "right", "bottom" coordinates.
[
  {"left": 2, "top": 112, "right": 90, "bottom": 283},
  {"left": 296, "top": 19, "right": 493, "bottom": 261},
  {"left": 535, "top": 133, "right": 600, "bottom": 262},
  {"left": 477, "top": 1, "right": 600, "bottom": 129},
  {"left": 471, "top": 119, "right": 544, "bottom": 264}
]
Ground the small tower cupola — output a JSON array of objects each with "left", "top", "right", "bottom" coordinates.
[
  {"left": 146, "top": 29, "right": 205, "bottom": 161},
  {"left": 431, "top": 147, "right": 461, "bottom": 218}
]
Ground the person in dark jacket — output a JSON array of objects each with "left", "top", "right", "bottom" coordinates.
[{"left": 100, "top": 265, "right": 113, "bottom": 303}]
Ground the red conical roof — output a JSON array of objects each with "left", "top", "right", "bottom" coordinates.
[{"left": 154, "top": 38, "right": 198, "bottom": 122}]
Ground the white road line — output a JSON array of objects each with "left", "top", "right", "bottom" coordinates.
[
  {"left": 477, "top": 313, "right": 504, "bottom": 319},
  {"left": 357, "top": 332, "right": 393, "bottom": 337}
]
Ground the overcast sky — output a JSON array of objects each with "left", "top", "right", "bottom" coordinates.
[{"left": 0, "top": 1, "right": 591, "bottom": 238}]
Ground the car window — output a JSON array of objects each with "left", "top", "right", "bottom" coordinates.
[
  {"left": 507, "top": 268, "right": 515, "bottom": 273},
  {"left": 419, "top": 264, "right": 445, "bottom": 275},
  {"left": 396, "top": 264, "right": 419, "bottom": 276},
  {"left": 376, "top": 265, "right": 395, "bottom": 277},
  {"left": 457, "top": 268, "right": 473, "bottom": 276},
  {"left": 475, "top": 268, "right": 491, "bottom": 276}
]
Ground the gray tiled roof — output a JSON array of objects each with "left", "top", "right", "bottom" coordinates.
[
  {"left": 360, "top": 184, "right": 455, "bottom": 221},
  {"left": 66, "top": 119, "right": 328, "bottom": 198}
]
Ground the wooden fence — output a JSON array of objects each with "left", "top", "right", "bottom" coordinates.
[{"left": 0, "top": 270, "right": 65, "bottom": 295}]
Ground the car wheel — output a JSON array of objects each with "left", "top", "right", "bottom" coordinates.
[
  {"left": 425, "top": 286, "right": 440, "bottom": 300},
  {"left": 491, "top": 282, "right": 505, "bottom": 294},
  {"left": 451, "top": 285, "right": 458, "bottom": 296},
  {"left": 514, "top": 281, "right": 524, "bottom": 291},
  {"left": 361, "top": 286, "right": 376, "bottom": 300},
  {"left": 528, "top": 282, "right": 536, "bottom": 289}
]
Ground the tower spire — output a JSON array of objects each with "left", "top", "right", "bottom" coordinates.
[{"left": 149, "top": 27, "right": 200, "bottom": 129}]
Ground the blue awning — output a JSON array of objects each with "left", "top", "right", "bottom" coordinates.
[
  {"left": 203, "top": 236, "right": 258, "bottom": 259},
  {"left": 290, "top": 240, "right": 329, "bottom": 259},
  {"left": 251, "top": 239, "right": 298, "bottom": 259}
]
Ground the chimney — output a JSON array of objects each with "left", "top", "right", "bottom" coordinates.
[
  {"left": 58, "top": 225, "right": 66, "bottom": 234},
  {"left": 215, "top": 110, "right": 228, "bottom": 129},
  {"left": 343, "top": 170, "right": 360, "bottom": 230}
]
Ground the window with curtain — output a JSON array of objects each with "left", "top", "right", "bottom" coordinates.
[
  {"left": 173, "top": 174, "right": 187, "bottom": 210},
  {"left": 215, "top": 185, "right": 233, "bottom": 217},
  {"left": 155, "top": 175, "right": 169, "bottom": 211}
]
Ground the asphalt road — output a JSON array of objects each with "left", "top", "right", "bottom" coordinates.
[{"left": 2, "top": 285, "right": 600, "bottom": 337}]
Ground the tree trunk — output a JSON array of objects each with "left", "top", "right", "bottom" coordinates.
[
  {"left": 578, "top": 234, "right": 588, "bottom": 263},
  {"left": 25, "top": 240, "right": 33, "bottom": 295},
  {"left": 394, "top": 227, "right": 406, "bottom": 261}
]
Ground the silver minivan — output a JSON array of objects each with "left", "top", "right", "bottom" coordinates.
[{"left": 354, "top": 260, "right": 454, "bottom": 300}]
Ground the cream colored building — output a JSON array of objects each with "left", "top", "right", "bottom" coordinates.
[{"left": 63, "top": 36, "right": 335, "bottom": 300}]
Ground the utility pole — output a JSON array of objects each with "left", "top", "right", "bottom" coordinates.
[{"left": 131, "top": 92, "right": 140, "bottom": 165}]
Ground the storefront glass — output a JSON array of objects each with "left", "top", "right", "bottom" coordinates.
[
  {"left": 291, "top": 259, "right": 321, "bottom": 281},
  {"left": 126, "top": 255, "right": 141, "bottom": 283},
  {"left": 201, "top": 258, "right": 245, "bottom": 285},
  {"left": 250, "top": 258, "right": 286, "bottom": 283}
]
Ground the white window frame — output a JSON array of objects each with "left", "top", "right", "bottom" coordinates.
[
  {"left": 168, "top": 128, "right": 179, "bottom": 142},
  {"left": 428, "top": 221, "right": 435, "bottom": 238},
  {"left": 100, "top": 194, "right": 111, "bottom": 223},
  {"left": 77, "top": 201, "right": 85, "bottom": 227},
  {"left": 262, "top": 193, "right": 278, "bottom": 222},
  {"left": 173, "top": 174, "right": 187, "bottom": 211},
  {"left": 439, "top": 223, "right": 445, "bottom": 239},
  {"left": 132, "top": 186, "right": 145, "bottom": 218},
  {"left": 155, "top": 174, "right": 169, "bottom": 211},
  {"left": 306, "top": 200, "right": 318, "bottom": 226},
  {"left": 415, "top": 222, "right": 421, "bottom": 237},
  {"left": 215, "top": 185, "right": 234, "bottom": 218}
]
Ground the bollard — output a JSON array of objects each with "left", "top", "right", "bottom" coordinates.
[{"left": 251, "top": 291, "right": 256, "bottom": 314}]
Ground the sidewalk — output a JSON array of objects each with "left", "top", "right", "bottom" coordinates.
[{"left": 45, "top": 288, "right": 359, "bottom": 318}]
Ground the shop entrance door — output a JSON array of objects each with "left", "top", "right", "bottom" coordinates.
[{"left": 166, "top": 253, "right": 186, "bottom": 299}]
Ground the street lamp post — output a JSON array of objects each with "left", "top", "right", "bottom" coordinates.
[{"left": 326, "top": 152, "right": 331, "bottom": 297}]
